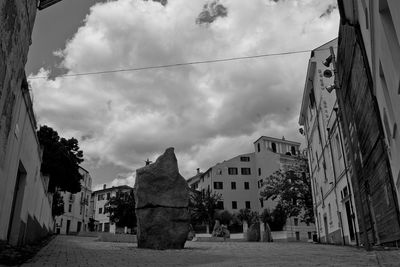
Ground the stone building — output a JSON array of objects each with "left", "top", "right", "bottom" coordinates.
[
  {"left": 0, "top": 0, "right": 55, "bottom": 246},
  {"left": 299, "top": 39, "right": 360, "bottom": 245},
  {"left": 55, "top": 167, "right": 92, "bottom": 234},
  {"left": 333, "top": 0, "right": 400, "bottom": 246},
  {"left": 189, "top": 136, "right": 315, "bottom": 241},
  {"left": 91, "top": 185, "right": 133, "bottom": 233}
]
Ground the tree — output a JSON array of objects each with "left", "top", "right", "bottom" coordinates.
[
  {"left": 189, "top": 188, "right": 222, "bottom": 233},
  {"left": 52, "top": 191, "right": 64, "bottom": 217},
  {"left": 260, "top": 158, "right": 314, "bottom": 224},
  {"left": 214, "top": 210, "right": 232, "bottom": 225},
  {"left": 105, "top": 189, "right": 137, "bottom": 230},
  {"left": 37, "top": 125, "right": 84, "bottom": 193}
]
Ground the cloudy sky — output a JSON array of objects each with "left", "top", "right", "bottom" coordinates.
[{"left": 26, "top": 0, "right": 339, "bottom": 190}]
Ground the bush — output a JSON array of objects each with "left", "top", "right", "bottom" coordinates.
[{"left": 214, "top": 210, "right": 232, "bottom": 225}]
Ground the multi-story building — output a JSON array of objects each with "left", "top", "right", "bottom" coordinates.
[
  {"left": 333, "top": 0, "right": 400, "bottom": 246},
  {"left": 189, "top": 135, "right": 315, "bottom": 241},
  {"left": 299, "top": 39, "right": 360, "bottom": 245},
  {"left": 91, "top": 185, "right": 133, "bottom": 233},
  {"left": 198, "top": 152, "right": 258, "bottom": 212},
  {"left": 55, "top": 167, "right": 92, "bottom": 234},
  {"left": 0, "top": 0, "right": 55, "bottom": 246},
  {"left": 187, "top": 168, "right": 202, "bottom": 191}
]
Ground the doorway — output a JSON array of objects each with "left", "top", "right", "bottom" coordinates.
[
  {"left": 345, "top": 201, "right": 355, "bottom": 242},
  {"left": 323, "top": 215, "right": 329, "bottom": 243},
  {"left": 7, "top": 162, "right": 27, "bottom": 245},
  {"left": 66, "top": 220, "right": 71, "bottom": 235}
]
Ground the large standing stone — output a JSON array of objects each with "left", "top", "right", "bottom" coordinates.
[{"left": 134, "top": 147, "right": 190, "bottom": 249}]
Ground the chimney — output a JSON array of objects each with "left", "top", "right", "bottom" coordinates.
[
  {"left": 103, "top": 184, "right": 106, "bottom": 189},
  {"left": 196, "top": 168, "right": 200, "bottom": 174}
]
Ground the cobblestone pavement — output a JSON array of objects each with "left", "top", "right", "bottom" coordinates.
[{"left": 18, "top": 235, "right": 400, "bottom": 267}]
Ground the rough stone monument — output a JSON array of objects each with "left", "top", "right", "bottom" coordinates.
[{"left": 134, "top": 147, "right": 190, "bottom": 249}]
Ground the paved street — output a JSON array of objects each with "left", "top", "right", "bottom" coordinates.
[{"left": 18, "top": 235, "right": 400, "bottom": 267}]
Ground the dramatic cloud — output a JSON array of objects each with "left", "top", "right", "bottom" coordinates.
[{"left": 29, "top": 0, "right": 339, "bottom": 187}]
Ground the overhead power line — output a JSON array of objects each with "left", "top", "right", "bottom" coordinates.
[{"left": 28, "top": 48, "right": 331, "bottom": 80}]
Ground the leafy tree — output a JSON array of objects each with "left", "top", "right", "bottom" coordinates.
[
  {"left": 260, "top": 159, "right": 314, "bottom": 224},
  {"left": 189, "top": 188, "right": 222, "bottom": 232},
  {"left": 105, "top": 189, "right": 137, "bottom": 229},
  {"left": 237, "top": 208, "right": 258, "bottom": 226},
  {"left": 52, "top": 191, "right": 64, "bottom": 217},
  {"left": 214, "top": 210, "right": 232, "bottom": 225},
  {"left": 37, "top": 125, "right": 84, "bottom": 193},
  {"left": 259, "top": 206, "right": 287, "bottom": 231}
]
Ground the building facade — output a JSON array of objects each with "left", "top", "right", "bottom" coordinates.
[
  {"left": 0, "top": 0, "right": 55, "bottom": 246},
  {"left": 189, "top": 136, "right": 315, "bottom": 241},
  {"left": 55, "top": 167, "right": 92, "bottom": 235},
  {"left": 299, "top": 39, "right": 360, "bottom": 245},
  {"left": 333, "top": 0, "right": 400, "bottom": 246},
  {"left": 91, "top": 185, "right": 133, "bottom": 233},
  {"left": 349, "top": 0, "right": 400, "bottom": 216}
]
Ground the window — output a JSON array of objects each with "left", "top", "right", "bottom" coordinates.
[
  {"left": 98, "top": 194, "right": 104, "bottom": 201},
  {"left": 335, "top": 134, "right": 342, "bottom": 158},
  {"left": 107, "top": 192, "right": 111, "bottom": 200},
  {"left": 231, "top": 182, "right": 236, "bottom": 190},
  {"left": 271, "top": 142, "right": 277, "bottom": 153},
  {"left": 99, "top": 208, "right": 103, "bottom": 214},
  {"left": 258, "top": 168, "right": 261, "bottom": 176},
  {"left": 244, "top": 182, "right": 250, "bottom": 190},
  {"left": 217, "top": 168, "right": 222, "bottom": 175},
  {"left": 228, "top": 168, "right": 238, "bottom": 175},
  {"left": 257, "top": 179, "right": 263, "bottom": 188},
  {"left": 68, "top": 204, "right": 72, "bottom": 213},
  {"left": 104, "top": 206, "right": 108, "bottom": 214},
  {"left": 308, "top": 232, "right": 312, "bottom": 239},
  {"left": 379, "top": 0, "right": 400, "bottom": 79},
  {"left": 343, "top": 186, "right": 349, "bottom": 198},
  {"left": 240, "top": 156, "right": 250, "bottom": 162},
  {"left": 216, "top": 201, "right": 224, "bottom": 210},
  {"left": 232, "top": 201, "right": 237, "bottom": 209},
  {"left": 241, "top": 168, "right": 251, "bottom": 175},
  {"left": 291, "top": 146, "right": 296, "bottom": 155},
  {"left": 328, "top": 203, "right": 332, "bottom": 223},
  {"left": 294, "top": 218, "right": 299, "bottom": 226},
  {"left": 245, "top": 201, "right": 251, "bottom": 209},
  {"left": 214, "top": 182, "right": 223, "bottom": 190},
  {"left": 259, "top": 198, "right": 264, "bottom": 208},
  {"left": 257, "top": 143, "right": 260, "bottom": 152},
  {"left": 296, "top": 232, "right": 300, "bottom": 241},
  {"left": 104, "top": 222, "right": 110, "bottom": 232}
]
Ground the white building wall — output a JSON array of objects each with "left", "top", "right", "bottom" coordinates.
[
  {"left": 198, "top": 153, "right": 259, "bottom": 213},
  {"left": 355, "top": 0, "right": 400, "bottom": 208},
  {"left": 92, "top": 186, "right": 132, "bottom": 233},
  {"left": 299, "top": 39, "right": 360, "bottom": 245},
  {"left": 55, "top": 168, "right": 92, "bottom": 235},
  {"left": 0, "top": 84, "right": 54, "bottom": 245}
]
